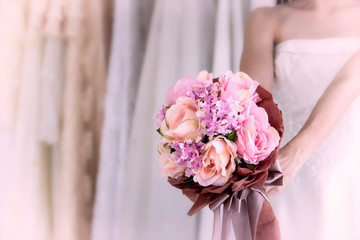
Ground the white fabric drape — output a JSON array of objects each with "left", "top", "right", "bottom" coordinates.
[
  {"left": 91, "top": 0, "right": 155, "bottom": 239},
  {"left": 119, "top": 0, "right": 215, "bottom": 238},
  {"left": 92, "top": 0, "right": 274, "bottom": 239}
]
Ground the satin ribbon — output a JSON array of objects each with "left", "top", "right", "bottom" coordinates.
[{"left": 209, "top": 161, "right": 283, "bottom": 240}]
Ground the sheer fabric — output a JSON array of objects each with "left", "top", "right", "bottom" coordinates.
[{"left": 91, "top": 0, "right": 154, "bottom": 239}]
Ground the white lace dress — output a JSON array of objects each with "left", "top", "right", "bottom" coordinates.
[{"left": 270, "top": 38, "right": 360, "bottom": 240}]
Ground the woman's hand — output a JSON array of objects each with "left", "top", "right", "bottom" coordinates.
[{"left": 266, "top": 142, "right": 308, "bottom": 197}]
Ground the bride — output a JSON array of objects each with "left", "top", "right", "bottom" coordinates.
[{"left": 241, "top": 0, "right": 360, "bottom": 239}]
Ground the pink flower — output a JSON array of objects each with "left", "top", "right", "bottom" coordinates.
[
  {"left": 165, "top": 77, "right": 200, "bottom": 106},
  {"left": 219, "top": 71, "right": 260, "bottom": 104},
  {"left": 194, "top": 136, "right": 237, "bottom": 187},
  {"left": 153, "top": 105, "right": 167, "bottom": 127},
  {"left": 158, "top": 142, "right": 185, "bottom": 177},
  {"left": 160, "top": 96, "right": 201, "bottom": 141},
  {"left": 236, "top": 102, "right": 280, "bottom": 165},
  {"left": 196, "top": 70, "right": 213, "bottom": 81}
]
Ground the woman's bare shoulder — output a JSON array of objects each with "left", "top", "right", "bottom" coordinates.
[
  {"left": 245, "top": 7, "right": 278, "bottom": 39},
  {"left": 241, "top": 7, "right": 281, "bottom": 91},
  {"left": 247, "top": 4, "right": 292, "bottom": 20},
  {"left": 246, "top": 7, "right": 277, "bottom": 25},
  {"left": 245, "top": 6, "right": 289, "bottom": 37},
  {"left": 246, "top": 4, "right": 307, "bottom": 45}
]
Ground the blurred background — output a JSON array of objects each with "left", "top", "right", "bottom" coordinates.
[{"left": 0, "top": 0, "right": 275, "bottom": 239}]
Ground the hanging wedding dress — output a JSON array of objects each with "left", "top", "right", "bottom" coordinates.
[
  {"left": 40, "top": 0, "right": 67, "bottom": 238},
  {"left": 0, "top": 0, "right": 26, "bottom": 130},
  {"left": 0, "top": 0, "right": 27, "bottom": 238},
  {"left": 0, "top": 0, "right": 53, "bottom": 239},
  {"left": 55, "top": 0, "right": 110, "bottom": 238},
  {"left": 270, "top": 38, "right": 360, "bottom": 240},
  {"left": 91, "top": 0, "right": 153, "bottom": 239},
  {"left": 0, "top": 0, "right": 111, "bottom": 238}
]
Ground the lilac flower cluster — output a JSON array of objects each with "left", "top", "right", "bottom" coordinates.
[
  {"left": 171, "top": 140, "right": 204, "bottom": 177},
  {"left": 153, "top": 105, "right": 167, "bottom": 127},
  {"left": 186, "top": 80, "right": 219, "bottom": 104},
  {"left": 225, "top": 98, "right": 248, "bottom": 129},
  {"left": 187, "top": 80, "right": 247, "bottom": 137}
]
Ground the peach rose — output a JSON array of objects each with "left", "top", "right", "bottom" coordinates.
[
  {"left": 236, "top": 102, "right": 280, "bottom": 165},
  {"left": 194, "top": 136, "right": 237, "bottom": 186},
  {"left": 158, "top": 142, "right": 185, "bottom": 177},
  {"left": 160, "top": 96, "right": 201, "bottom": 141},
  {"left": 196, "top": 70, "right": 213, "bottom": 81},
  {"left": 219, "top": 71, "right": 260, "bottom": 104}
]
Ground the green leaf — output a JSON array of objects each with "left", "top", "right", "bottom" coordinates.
[
  {"left": 156, "top": 128, "right": 163, "bottom": 136},
  {"left": 225, "top": 130, "right": 237, "bottom": 142},
  {"left": 183, "top": 176, "right": 194, "bottom": 184},
  {"left": 165, "top": 106, "right": 171, "bottom": 109},
  {"left": 245, "top": 163, "right": 255, "bottom": 170},
  {"left": 238, "top": 158, "right": 255, "bottom": 170}
]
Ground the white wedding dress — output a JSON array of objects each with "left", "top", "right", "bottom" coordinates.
[{"left": 270, "top": 38, "right": 360, "bottom": 240}]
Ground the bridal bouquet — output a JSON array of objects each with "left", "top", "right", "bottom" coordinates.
[{"left": 154, "top": 71, "right": 284, "bottom": 240}]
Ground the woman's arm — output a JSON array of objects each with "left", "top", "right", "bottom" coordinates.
[
  {"left": 268, "top": 50, "right": 360, "bottom": 196},
  {"left": 240, "top": 7, "right": 277, "bottom": 92}
]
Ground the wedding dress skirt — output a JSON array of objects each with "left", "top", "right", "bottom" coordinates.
[{"left": 270, "top": 38, "right": 360, "bottom": 240}]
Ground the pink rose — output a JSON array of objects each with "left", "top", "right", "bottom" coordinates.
[
  {"left": 158, "top": 142, "right": 185, "bottom": 177},
  {"left": 160, "top": 96, "right": 201, "bottom": 141},
  {"left": 236, "top": 102, "right": 280, "bottom": 165},
  {"left": 219, "top": 71, "right": 260, "bottom": 104},
  {"left": 194, "top": 136, "right": 237, "bottom": 187},
  {"left": 165, "top": 77, "right": 199, "bottom": 106}
]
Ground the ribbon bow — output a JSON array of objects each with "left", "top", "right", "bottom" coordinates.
[{"left": 209, "top": 161, "right": 283, "bottom": 240}]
